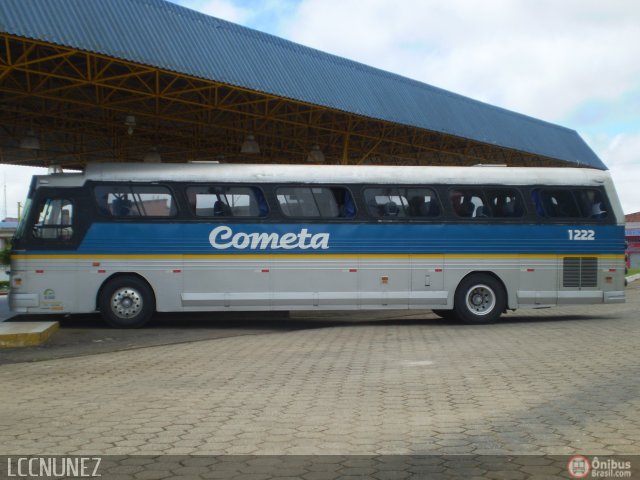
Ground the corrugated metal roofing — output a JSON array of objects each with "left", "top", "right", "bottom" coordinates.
[{"left": 0, "top": 0, "right": 606, "bottom": 169}]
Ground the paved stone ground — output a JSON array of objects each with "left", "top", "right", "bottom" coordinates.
[
  {"left": 0, "top": 284, "right": 638, "bottom": 477},
  {"left": 0, "top": 310, "right": 300, "bottom": 364}
]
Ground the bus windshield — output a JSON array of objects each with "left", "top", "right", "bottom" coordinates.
[{"left": 12, "top": 197, "right": 32, "bottom": 243}]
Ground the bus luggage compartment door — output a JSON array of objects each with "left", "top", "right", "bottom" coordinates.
[
  {"left": 409, "top": 255, "right": 446, "bottom": 307},
  {"left": 517, "top": 256, "right": 558, "bottom": 307}
]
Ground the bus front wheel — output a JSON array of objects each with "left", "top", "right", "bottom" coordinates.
[
  {"left": 99, "top": 276, "right": 155, "bottom": 328},
  {"left": 454, "top": 274, "right": 505, "bottom": 324}
]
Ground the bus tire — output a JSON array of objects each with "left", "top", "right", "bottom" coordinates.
[
  {"left": 432, "top": 309, "right": 458, "bottom": 321},
  {"left": 98, "top": 276, "right": 155, "bottom": 328},
  {"left": 453, "top": 274, "right": 505, "bottom": 324}
]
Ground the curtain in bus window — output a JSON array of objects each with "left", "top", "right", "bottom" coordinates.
[{"left": 341, "top": 190, "right": 356, "bottom": 217}]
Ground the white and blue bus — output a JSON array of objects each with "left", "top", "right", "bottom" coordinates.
[{"left": 9, "top": 163, "right": 626, "bottom": 327}]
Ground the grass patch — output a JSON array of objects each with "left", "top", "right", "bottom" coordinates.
[{"left": 627, "top": 268, "right": 640, "bottom": 276}]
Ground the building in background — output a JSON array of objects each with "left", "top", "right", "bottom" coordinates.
[
  {"left": 0, "top": 218, "right": 17, "bottom": 282},
  {"left": 625, "top": 212, "right": 640, "bottom": 269},
  {"left": 0, "top": 218, "right": 17, "bottom": 250}
]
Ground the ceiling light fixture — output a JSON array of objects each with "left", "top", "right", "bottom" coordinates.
[
  {"left": 306, "top": 144, "right": 325, "bottom": 163},
  {"left": 143, "top": 146, "right": 162, "bottom": 163},
  {"left": 240, "top": 134, "right": 260, "bottom": 154},
  {"left": 124, "top": 115, "right": 137, "bottom": 135},
  {"left": 19, "top": 129, "right": 40, "bottom": 150}
]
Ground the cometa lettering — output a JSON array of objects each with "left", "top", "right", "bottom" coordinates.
[{"left": 209, "top": 226, "right": 330, "bottom": 250}]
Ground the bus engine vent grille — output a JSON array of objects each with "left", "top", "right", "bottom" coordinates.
[{"left": 563, "top": 257, "right": 597, "bottom": 288}]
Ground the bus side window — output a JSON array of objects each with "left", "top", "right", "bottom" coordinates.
[
  {"left": 576, "top": 189, "right": 608, "bottom": 220},
  {"left": 407, "top": 188, "right": 440, "bottom": 218},
  {"left": 365, "top": 187, "right": 440, "bottom": 220},
  {"left": 95, "top": 185, "right": 177, "bottom": 217},
  {"left": 187, "top": 186, "right": 268, "bottom": 218},
  {"left": 32, "top": 198, "right": 74, "bottom": 241},
  {"left": 277, "top": 188, "right": 318, "bottom": 217},
  {"left": 450, "top": 189, "right": 488, "bottom": 218},
  {"left": 536, "top": 189, "right": 580, "bottom": 218},
  {"left": 487, "top": 189, "right": 524, "bottom": 218},
  {"left": 112, "top": 195, "right": 134, "bottom": 216},
  {"left": 276, "top": 186, "right": 353, "bottom": 219},
  {"left": 364, "top": 188, "right": 405, "bottom": 218}
]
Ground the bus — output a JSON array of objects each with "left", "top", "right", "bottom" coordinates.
[{"left": 8, "top": 163, "right": 626, "bottom": 327}]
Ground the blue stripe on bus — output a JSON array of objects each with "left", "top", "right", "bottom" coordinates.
[{"left": 45, "top": 223, "right": 628, "bottom": 256}]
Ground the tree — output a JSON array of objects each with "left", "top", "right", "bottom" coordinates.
[{"left": 1, "top": 241, "right": 10, "bottom": 266}]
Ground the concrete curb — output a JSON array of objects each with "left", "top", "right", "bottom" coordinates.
[
  {"left": 0, "top": 321, "right": 59, "bottom": 348},
  {"left": 626, "top": 273, "right": 640, "bottom": 283}
]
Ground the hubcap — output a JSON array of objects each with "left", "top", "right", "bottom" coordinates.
[
  {"left": 111, "top": 287, "right": 143, "bottom": 319},
  {"left": 465, "top": 284, "right": 496, "bottom": 316}
]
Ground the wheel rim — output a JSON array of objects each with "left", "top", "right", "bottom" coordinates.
[
  {"left": 464, "top": 284, "right": 496, "bottom": 316},
  {"left": 110, "top": 287, "right": 143, "bottom": 319}
]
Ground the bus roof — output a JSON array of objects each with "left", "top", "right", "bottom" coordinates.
[
  {"left": 29, "top": 163, "right": 624, "bottom": 224},
  {"left": 68, "top": 162, "right": 612, "bottom": 187}
]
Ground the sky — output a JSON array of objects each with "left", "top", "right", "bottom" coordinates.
[{"left": 2, "top": 0, "right": 639, "bottom": 218}]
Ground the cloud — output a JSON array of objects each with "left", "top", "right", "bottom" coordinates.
[
  {"left": 176, "top": 0, "right": 252, "bottom": 23},
  {"left": 283, "top": 0, "right": 640, "bottom": 122},
  {"left": 280, "top": 0, "right": 640, "bottom": 212},
  {"left": 185, "top": 0, "right": 298, "bottom": 32},
  {"left": 3, "top": 1, "right": 639, "bottom": 215},
  {"left": 2, "top": 166, "right": 47, "bottom": 219},
  {"left": 591, "top": 132, "right": 640, "bottom": 214}
]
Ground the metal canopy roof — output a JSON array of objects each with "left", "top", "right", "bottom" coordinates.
[{"left": 0, "top": 0, "right": 605, "bottom": 170}]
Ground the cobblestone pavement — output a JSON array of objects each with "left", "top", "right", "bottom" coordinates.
[{"left": 0, "top": 284, "right": 638, "bottom": 475}]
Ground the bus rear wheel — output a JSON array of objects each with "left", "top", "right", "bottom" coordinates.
[
  {"left": 454, "top": 274, "right": 505, "bottom": 324},
  {"left": 99, "top": 276, "right": 155, "bottom": 328}
]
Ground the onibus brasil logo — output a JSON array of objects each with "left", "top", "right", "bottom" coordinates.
[
  {"left": 567, "top": 455, "right": 591, "bottom": 479},
  {"left": 209, "top": 226, "right": 330, "bottom": 250},
  {"left": 567, "top": 455, "right": 632, "bottom": 479}
]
